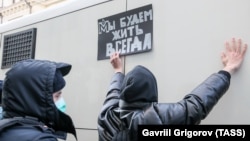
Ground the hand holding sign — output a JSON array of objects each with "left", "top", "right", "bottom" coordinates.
[{"left": 110, "top": 52, "right": 123, "bottom": 73}]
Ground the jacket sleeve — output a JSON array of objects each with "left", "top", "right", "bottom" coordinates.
[
  {"left": 97, "top": 72, "right": 125, "bottom": 140},
  {"left": 157, "top": 72, "right": 230, "bottom": 124}
]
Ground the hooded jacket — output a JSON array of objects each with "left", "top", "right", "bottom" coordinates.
[
  {"left": 0, "top": 59, "right": 77, "bottom": 141},
  {"left": 98, "top": 65, "right": 230, "bottom": 141}
]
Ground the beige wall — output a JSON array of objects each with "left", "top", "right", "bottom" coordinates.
[
  {"left": 0, "top": 0, "right": 250, "bottom": 140},
  {"left": 0, "top": 0, "right": 67, "bottom": 23}
]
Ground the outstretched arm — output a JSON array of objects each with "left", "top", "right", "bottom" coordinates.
[
  {"left": 100, "top": 52, "right": 124, "bottom": 107},
  {"left": 98, "top": 52, "right": 125, "bottom": 140},
  {"left": 158, "top": 38, "right": 248, "bottom": 124}
]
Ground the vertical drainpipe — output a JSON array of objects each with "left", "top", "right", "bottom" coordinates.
[{"left": 24, "top": 0, "right": 32, "bottom": 14}]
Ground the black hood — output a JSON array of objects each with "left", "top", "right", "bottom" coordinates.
[
  {"left": 2, "top": 59, "right": 77, "bottom": 139},
  {"left": 120, "top": 65, "right": 158, "bottom": 103}
]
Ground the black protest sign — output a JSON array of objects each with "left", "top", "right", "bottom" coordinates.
[{"left": 97, "top": 4, "right": 153, "bottom": 60}]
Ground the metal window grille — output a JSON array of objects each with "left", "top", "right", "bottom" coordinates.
[{"left": 1, "top": 28, "right": 37, "bottom": 69}]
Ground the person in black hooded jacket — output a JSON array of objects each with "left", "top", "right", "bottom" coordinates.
[
  {"left": 0, "top": 59, "right": 77, "bottom": 141},
  {"left": 97, "top": 38, "right": 248, "bottom": 141}
]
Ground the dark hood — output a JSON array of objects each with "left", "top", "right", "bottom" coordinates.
[
  {"left": 2, "top": 59, "right": 77, "bottom": 139},
  {"left": 120, "top": 65, "right": 158, "bottom": 103}
]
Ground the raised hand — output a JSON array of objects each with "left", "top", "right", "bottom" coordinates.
[
  {"left": 221, "top": 38, "right": 248, "bottom": 74},
  {"left": 110, "top": 52, "right": 123, "bottom": 73}
]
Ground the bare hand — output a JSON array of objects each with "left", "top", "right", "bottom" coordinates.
[
  {"left": 221, "top": 38, "right": 248, "bottom": 74},
  {"left": 110, "top": 52, "right": 123, "bottom": 73}
]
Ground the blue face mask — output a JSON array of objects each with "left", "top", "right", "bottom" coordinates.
[{"left": 55, "top": 97, "right": 66, "bottom": 113}]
